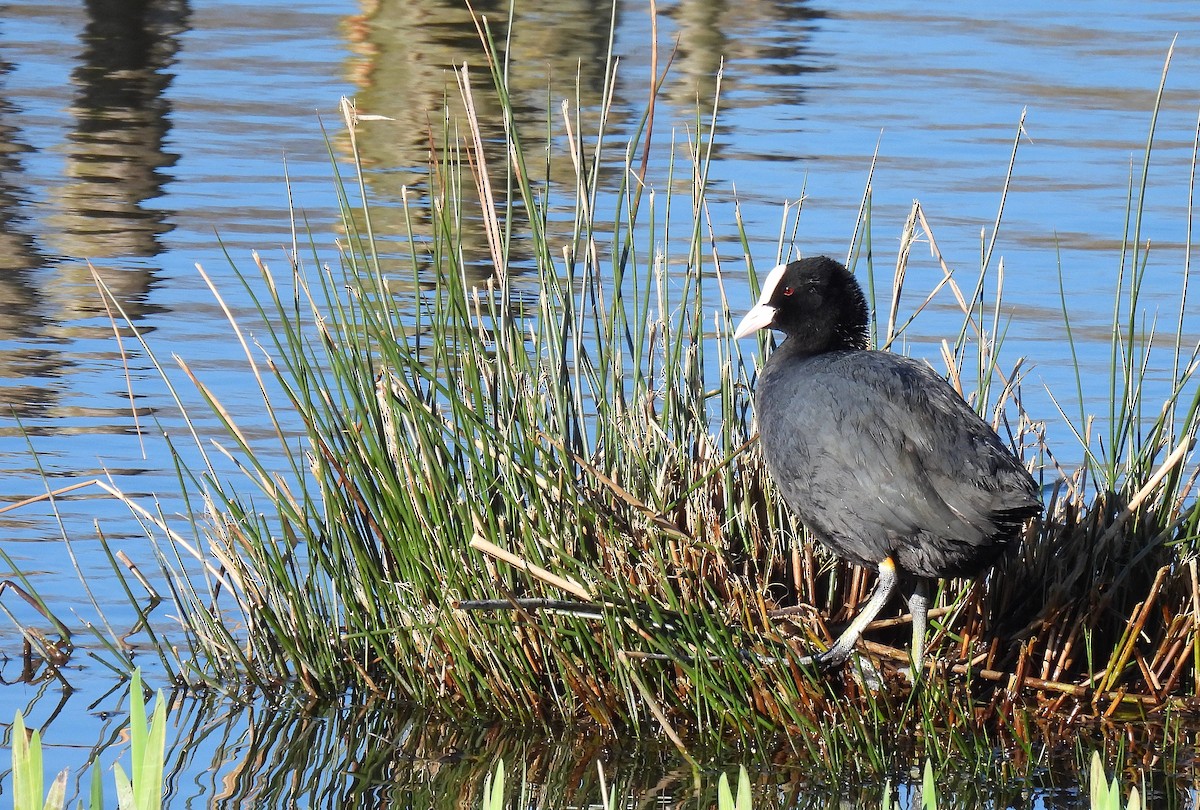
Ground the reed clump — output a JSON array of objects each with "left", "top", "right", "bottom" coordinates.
[{"left": 12, "top": 5, "right": 1200, "bottom": 775}]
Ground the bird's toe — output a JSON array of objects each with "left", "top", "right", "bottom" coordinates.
[{"left": 810, "top": 647, "right": 852, "bottom": 671}]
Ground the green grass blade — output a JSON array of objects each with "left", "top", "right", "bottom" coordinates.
[{"left": 12, "top": 713, "right": 39, "bottom": 810}]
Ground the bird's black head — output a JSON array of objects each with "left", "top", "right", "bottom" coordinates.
[{"left": 733, "top": 256, "right": 870, "bottom": 355}]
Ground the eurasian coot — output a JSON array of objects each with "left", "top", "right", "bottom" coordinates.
[{"left": 734, "top": 256, "right": 1041, "bottom": 674}]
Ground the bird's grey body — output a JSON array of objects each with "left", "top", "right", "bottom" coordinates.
[
  {"left": 735, "top": 256, "right": 1042, "bottom": 674},
  {"left": 756, "top": 343, "right": 1039, "bottom": 581}
]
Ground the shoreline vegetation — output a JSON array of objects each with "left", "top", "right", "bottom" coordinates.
[{"left": 4, "top": 1, "right": 1198, "bottom": 795}]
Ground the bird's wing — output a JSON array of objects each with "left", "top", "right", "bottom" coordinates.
[{"left": 759, "top": 352, "right": 1037, "bottom": 553}]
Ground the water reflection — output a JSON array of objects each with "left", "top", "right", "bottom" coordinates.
[
  {"left": 0, "top": 0, "right": 189, "bottom": 423},
  {"left": 342, "top": 0, "right": 824, "bottom": 284},
  {"left": 0, "top": 55, "right": 40, "bottom": 276},
  {"left": 153, "top": 693, "right": 684, "bottom": 806},
  {"left": 346, "top": 0, "right": 617, "bottom": 181},
  {"left": 0, "top": 50, "right": 54, "bottom": 418},
  {"left": 659, "top": 0, "right": 826, "bottom": 108},
  {"left": 44, "top": 690, "right": 1185, "bottom": 807},
  {"left": 344, "top": 0, "right": 624, "bottom": 283},
  {"left": 44, "top": 0, "right": 189, "bottom": 321}
]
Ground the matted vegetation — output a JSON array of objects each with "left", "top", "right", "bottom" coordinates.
[{"left": 8, "top": 3, "right": 1200, "bottom": 779}]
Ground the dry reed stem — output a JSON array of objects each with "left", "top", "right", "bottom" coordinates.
[
  {"left": 469, "top": 535, "right": 594, "bottom": 601},
  {"left": 0, "top": 480, "right": 96, "bottom": 515},
  {"left": 859, "top": 640, "right": 1178, "bottom": 708},
  {"left": 456, "top": 64, "right": 505, "bottom": 280}
]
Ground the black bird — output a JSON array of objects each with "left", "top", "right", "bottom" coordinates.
[{"left": 734, "top": 256, "right": 1041, "bottom": 675}]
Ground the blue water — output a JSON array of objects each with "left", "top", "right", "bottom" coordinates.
[{"left": 0, "top": 0, "right": 1198, "bottom": 804}]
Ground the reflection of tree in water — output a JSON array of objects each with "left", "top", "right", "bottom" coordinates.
[
  {"left": 0, "top": 49, "right": 58, "bottom": 421},
  {"left": 44, "top": 0, "right": 189, "bottom": 324},
  {"left": 0, "top": 59, "right": 39, "bottom": 278},
  {"left": 343, "top": 0, "right": 823, "bottom": 286},
  {"left": 344, "top": 0, "right": 626, "bottom": 285},
  {"left": 659, "top": 0, "right": 825, "bottom": 109},
  {"left": 0, "top": 0, "right": 189, "bottom": 422},
  {"left": 348, "top": 0, "right": 618, "bottom": 177}
]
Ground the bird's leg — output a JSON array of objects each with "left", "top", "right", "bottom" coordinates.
[
  {"left": 808, "top": 556, "right": 898, "bottom": 669},
  {"left": 902, "top": 577, "right": 931, "bottom": 683}
]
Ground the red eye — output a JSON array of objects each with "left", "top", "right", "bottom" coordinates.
[{"left": 782, "top": 286, "right": 795, "bottom": 297}]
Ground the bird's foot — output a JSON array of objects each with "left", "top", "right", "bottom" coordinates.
[
  {"left": 796, "top": 645, "right": 853, "bottom": 672},
  {"left": 814, "top": 636, "right": 860, "bottom": 670},
  {"left": 798, "top": 648, "right": 887, "bottom": 690}
]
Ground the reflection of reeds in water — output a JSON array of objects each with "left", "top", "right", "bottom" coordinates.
[
  {"left": 18, "top": 4, "right": 1200, "bottom": 784},
  {"left": 133, "top": 687, "right": 1152, "bottom": 806},
  {"left": 155, "top": 691, "right": 690, "bottom": 807}
]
